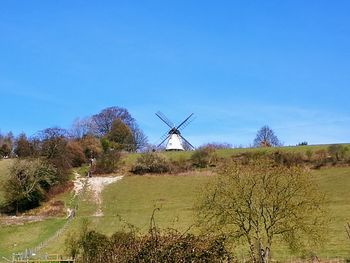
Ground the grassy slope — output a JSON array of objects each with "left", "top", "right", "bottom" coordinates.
[
  {"left": 0, "top": 218, "right": 66, "bottom": 259},
  {"left": 313, "top": 167, "right": 350, "bottom": 258},
  {"left": 0, "top": 159, "right": 71, "bottom": 260},
  {"left": 1, "top": 145, "right": 350, "bottom": 260},
  {"left": 43, "top": 167, "right": 350, "bottom": 259}
]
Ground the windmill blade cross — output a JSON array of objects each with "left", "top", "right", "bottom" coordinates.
[
  {"left": 179, "top": 116, "right": 196, "bottom": 132},
  {"left": 179, "top": 134, "right": 195, "bottom": 150},
  {"left": 157, "top": 134, "right": 171, "bottom": 147},
  {"left": 176, "top": 113, "right": 194, "bottom": 130},
  {"left": 158, "top": 130, "right": 170, "bottom": 143},
  {"left": 155, "top": 111, "right": 174, "bottom": 128}
]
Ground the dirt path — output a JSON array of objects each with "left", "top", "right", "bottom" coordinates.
[
  {"left": 88, "top": 176, "right": 123, "bottom": 216},
  {"left": 73, "top": 173, "right": 123, "bottom": 216}
]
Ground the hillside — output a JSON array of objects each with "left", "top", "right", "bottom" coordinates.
[{"left": 1, "top": 145, "right": 350, "bottom": 261}]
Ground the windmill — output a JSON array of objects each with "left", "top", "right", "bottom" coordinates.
[{"left": 155, "top": 111, "right": 195, "bottom": 151}]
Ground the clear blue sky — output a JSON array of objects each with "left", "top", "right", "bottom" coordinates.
[{"left": 0, "top": 1, "right": 349, "bottom": 147}]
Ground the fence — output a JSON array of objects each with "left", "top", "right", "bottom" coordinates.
[{"left": 10, "top": 173, "right": 89, "bottom": 262}]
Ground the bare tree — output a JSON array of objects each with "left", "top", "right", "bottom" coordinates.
[
  {"left": 129, "top": 122, "right": 148, "bottom": 152},
  {"left": 70, "top": 117, "right": 93, "bottom": 139},
  {"left": 253, "top": 125, "right": 281, "bottom": 147},
  {"left": 197, "top": 159, "right": 328, "bottom": 262}
]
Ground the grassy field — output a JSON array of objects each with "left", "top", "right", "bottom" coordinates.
[
  {"left": 0, "top": 218, "right": 66, "bottom": 259},
  {"left": 42, "top": 166, "right": 350, "bottom": 260},
  {"left": 1, "top": 145, "right": 350, "bottom": 261}
]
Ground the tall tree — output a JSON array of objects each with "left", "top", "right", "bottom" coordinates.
[
  {"left": 14, "top": 133, "right": 32, "bottom": 157},
  {"left": 36, "top": 127, "right": 71, "bottom": 181},
  {"left": 0, "top": 131, "right": 14, "bottom": 156},
  {"left": 253, "top": 125, "right": 281, "bottom": 147},
  {"left": 89, "top": 106, "right": 148, "bottom": 152},
  {"left": 129, "top": 122, "right": 148, "bottom": 152},
  {"left": 91, "top": 107, "right": 135, "bottom": 137},
  {"left": 107, "top": 119, "right": 134, "bottom": 151}
]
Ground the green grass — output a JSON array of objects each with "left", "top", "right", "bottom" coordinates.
[
  {"left": 96, "top": 172, "right": 214, "bottom": 234},
  {"left": 0, "top": 218, "right": 66, "bottom": 259},
  {"left": 45, "top": 166, "right": 350, "bottom": 259},
  {"left": 312, "top": 167, "right": 350, "bottom": 258}
]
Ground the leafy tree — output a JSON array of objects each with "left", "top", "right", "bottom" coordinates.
[
  {"left": 66, "top": 140, "right": 86, "bottom": 167},
  {"left": 14, "top": 133, "right": 32, "bottom": 157},
  {"left": 197, "top": 159, "right": 328, "bottom": 262},
  {"left": 107, "top": 119, "right": 134, "bottom": 151},
  {"left": 91, "top": 106, "right": 135, "bottom": 137},
  {"left": 90, "top": 106, "right": 148, "bottom": 152},
  {"left": 253, "top": 125, "right": 281, "bottom": 147},
  {"left": 0, "top": 131, "right": 14, "bottom": 157},
  {"left": 0, "top": 143, "right": 11, "bottom": 157},
  {"left": 2, "top": 159, "right": 57, "bottom": 214},
  {"left": 36, "top": 127, "right": 71, "bottom": 181},
  {"left": 80, "top": 134, "right": 102, "bottom": 158}
]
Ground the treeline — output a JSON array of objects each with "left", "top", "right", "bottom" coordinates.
[
  {"left": 0, "top": 106, "right": 148, "bottom": 214},
  {"left": 0, "top": 106, "right": 148, "bottom": 159}
]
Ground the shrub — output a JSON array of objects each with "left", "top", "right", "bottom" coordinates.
[
  {"left": 305, "top": 149, "right": 313, "bottom": 160},
  {"left": 328, "top": 144, "right": 349, "bottom": 162},
  {"left": 131, "top": 153, "right": 170, "bottom": 175},
  {"left": 94, "top": 150, "right": 122, "bottom": 174},
  {"left": 168, "top": 156, "right": 193, "bottom": 174},
  {"left": 272, "top": 151, "right": 305, "bottom": 167},
  {"left": 67, "top": 226, "right": 229, "bottom": 263},
  {"left": 191, "top": 147, "right": 218, "bottom": 168},
  {"left": 313, "top": 149, "right": 328, "bottom": 168}
]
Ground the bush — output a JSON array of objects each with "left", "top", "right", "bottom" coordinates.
[
  {"left": 67, "top": 226, "right": 229, "bottom": 263},
  {"left": 271, "top": 151, "right": 305, "bottom": 167},
  {"left": 191, "top": 147, "right": 218, "bottom": 168},
  {"left": 131, "top": 153, "right": 170, "bottom": 175},
  {"left": 1, "top": 159, "right": 58, "bottom": 213},
  {"left": 168, "top": 156, "right": 193, "bottom": 174},
  {"left": 328, "top": 144, "right": 349, "bottom": 162},
  {"left": 313, "top": 149, "right": 328, "bottom": 168},
  {"left": 94, "top": 150, "right": 122, "bottom": 174}
]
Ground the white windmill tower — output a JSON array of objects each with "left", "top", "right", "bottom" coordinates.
[{"left": 156, "top": 111, "right": 195, "bottom": 151}]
